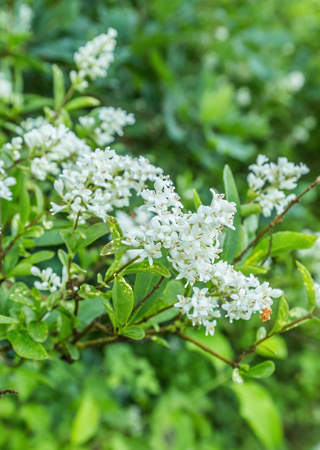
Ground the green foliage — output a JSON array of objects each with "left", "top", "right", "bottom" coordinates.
[{"left": 0, "top": 0, "right": 320, "bottom": 449}]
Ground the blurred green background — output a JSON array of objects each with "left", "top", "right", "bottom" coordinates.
[{"left": 1, "top": 0, "right": 320, "bottom": 449}]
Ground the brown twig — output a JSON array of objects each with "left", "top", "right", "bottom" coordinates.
[
  {"left": 235, "top": 308, "right": 320, "bottom": 364},
  {"left": 175, "top": 332, "right": 237, "bottom": 368},
  {"left": 232, "top": 176, "right": 320, "bottom": 264},
  {"left": 104, "top": 255, "right": 140, "bottom": 285},
  {"left": 132, "top": 276, "right": 165, "bottom": 313},
  {"left": 0, "top": 389, "right": 19, "bottom": 399}
]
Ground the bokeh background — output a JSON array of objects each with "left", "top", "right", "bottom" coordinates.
[{"left": 1, "top": 0, "right": 320, "bottom": 449}]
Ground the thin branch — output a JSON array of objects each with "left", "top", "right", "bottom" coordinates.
[
  {"left": 235, "top": 308, "right": 320, "bottom": 364},
  {"left": 132, "top": 276, "right": 165, "bottom": 313},
  {"left": 0, "top": 389, "right": 19, "bottom": 399},
  {"left": 232, "top": 176, "right": 320, "bottom": 264},
  {"left": 104, "top": 255, "right": 140, "bottom": 285},
  {"left": 134, "top": 304, "right": 174, "bottom": 325},
  {"left": 175, "top": 332, "right": 237, "bottom": 368}
]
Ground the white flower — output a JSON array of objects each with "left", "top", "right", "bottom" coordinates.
[
  {"left": 248, "top": 155, "right": 309, "bottom": 217},
  {"left": 31, "top": 266, "right": 62, "bottom": 293},
  {"left": 0, "top": 171, "right": 16, "bottom": 201},
  {"left": 70, "top": 30, "right": 117, "bottom": 90}
]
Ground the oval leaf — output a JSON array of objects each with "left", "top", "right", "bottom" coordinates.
[
  {"left": 241, "top": 360, "right": 275, "bottom": 379},
  {"left": 122, "top": 326, "right": 145, "bottom": 340},
  {"left": 65, "top": 96, "right": 100, "bottom": 112},
  {"left": 112, "top": 276, "right": 134, "bottom": 327},
  {"left": 6, "top": 330, "right": 48, "bottom": 360}
]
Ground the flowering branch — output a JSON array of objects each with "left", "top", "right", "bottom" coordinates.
[{"left": 233, "top": 176, "right": 320, "bottom": 264}]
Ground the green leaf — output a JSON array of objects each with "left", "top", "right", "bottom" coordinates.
[
  {"left": 65, "top": 96, "right": 100, "bottom": 112},
  {"left": 100, "top": 293, "right": 115, "bottom": 329},
  {"left": 19, "top": 173, "right": 30, "bottom": 224},
  {"left": 27, "top": 320, "right": 48, "bottom": 343},
  {"left": 112, "top": 276, "right": 134, "bottom": 327},
  {"left": 222, "top": 165, "right": 241, "bottom": 263},
  {"left": 241, "top": 360, "right": 275, "bottom": 379},
  {"left": 122, "top": 325, "right": 145, "bottom": 340},
  {"left": 23, "top": 250, "right": 55, "bottom": 265},
  {"left": 130, "top": 274, "right": 167, "bottom": 323},
  {"left": 245, "top": 232, "right": 318, "bottom": 265},
  {"left": 271, "top": 295, "right": 289, "bottom": 333},
  {"left": 65, "top": 342, "right": 80, "bottom": 361},
  {"left": 256, "top": 335, "right": 288, "bottom": 359},
  {"left": 101, "top": 237, "right": 132, "bottom": 256},
  {"left": 161, "top": 279, "right": 184, "bottom": 305},
  {"left": 240, "top": 203, "right": 262, "bottom": 217},
  {"left": 71, "top": 391, "right": 100, "bottom": 445},
  {"left": 74, "top": 223, "right": 109, "bottom": 251},
  {"left": 232, "top": 381, "right": 283, "bottom": 448},
  {"left": 78, "top": 284, "right": 101, "bottom": 300},
  {"left": 235, "top": 265, "right": 267, "bottom": 276},
  {"left": 193, "top": 188, "right": 202, "bottom": 210},
  {"left": 0, "top": 315, "right": 19, "bottom": 324},
  {"left": 6, "top": 330, "right": 48, "bottom": 360},
  {"left": 296, "top": 260, "right": 316, "bottom": 312},
  {"left": 52, "top": 64, "right": 65, "bottom": 109},
  {"left": 123, "top": 260, "right": 170, "bottom": 278}
]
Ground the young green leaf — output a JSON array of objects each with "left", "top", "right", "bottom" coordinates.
[
  {"left": 240, "top": 203, "right": 262, "bottom": 217},
  {"left": 122, "top": 325, "right": 145, "bottom": 340},
  {"left": 296, "top": 260, "right": 316, "bottom": 312},
  {"left": 240, "top": 360, "right": 275, "bottom": 379},
  {"left": 193, "top": 188, "right": 202, "bottom": 210},
  {"left": 52, "top": 64, "right": 65, "bottom": 109},
  {"left": 123, "top": 261, "right": 170, "bottom": 278},
  {"left": 271, "top": 295, "right": 289, "bottom": 333},
  {"left": 74, "top": 222, "right": 109, "bottom": 251},
  {"left": 65, "top": 96, "right": 100, "bottom": 111},
  {"left": 112, "top": 275, "right": 134, "bottom": 327},
  {"left": 222, "top": 165, "right": 241, "bottom": 263}
]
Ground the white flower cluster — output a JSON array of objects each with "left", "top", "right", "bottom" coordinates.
[
  {"left": 30, "top": 266, "right": 67, "bottom": 293},
  {"left": 79, "top": 107, "right": 135, "bottom": 146},
  {"left": 0, "top": 160, "right": 16, "bottom": 201},
  {"left": 174, "top": 261, "right": 281, "bottom": 335},
  {"left": 70, "top": 29, "right": 117, "bottom": 91},
  {"left": 124, "top": 175, "right": 282, "bottom": 335},
  {"left": 12, "top": 123, "right": 90, "bottom": 180},
  {"left": 125, "top": 175, "right": 236, "bottom": 286},
  {"left": 3, "top": 136, "right": 23, "bottom": 161},
  {"left": 248, "top": 154, "right": 309, "bottom": 217},
  {"left": 51, "top": 148, "right": 162, "bottom": 223}
]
